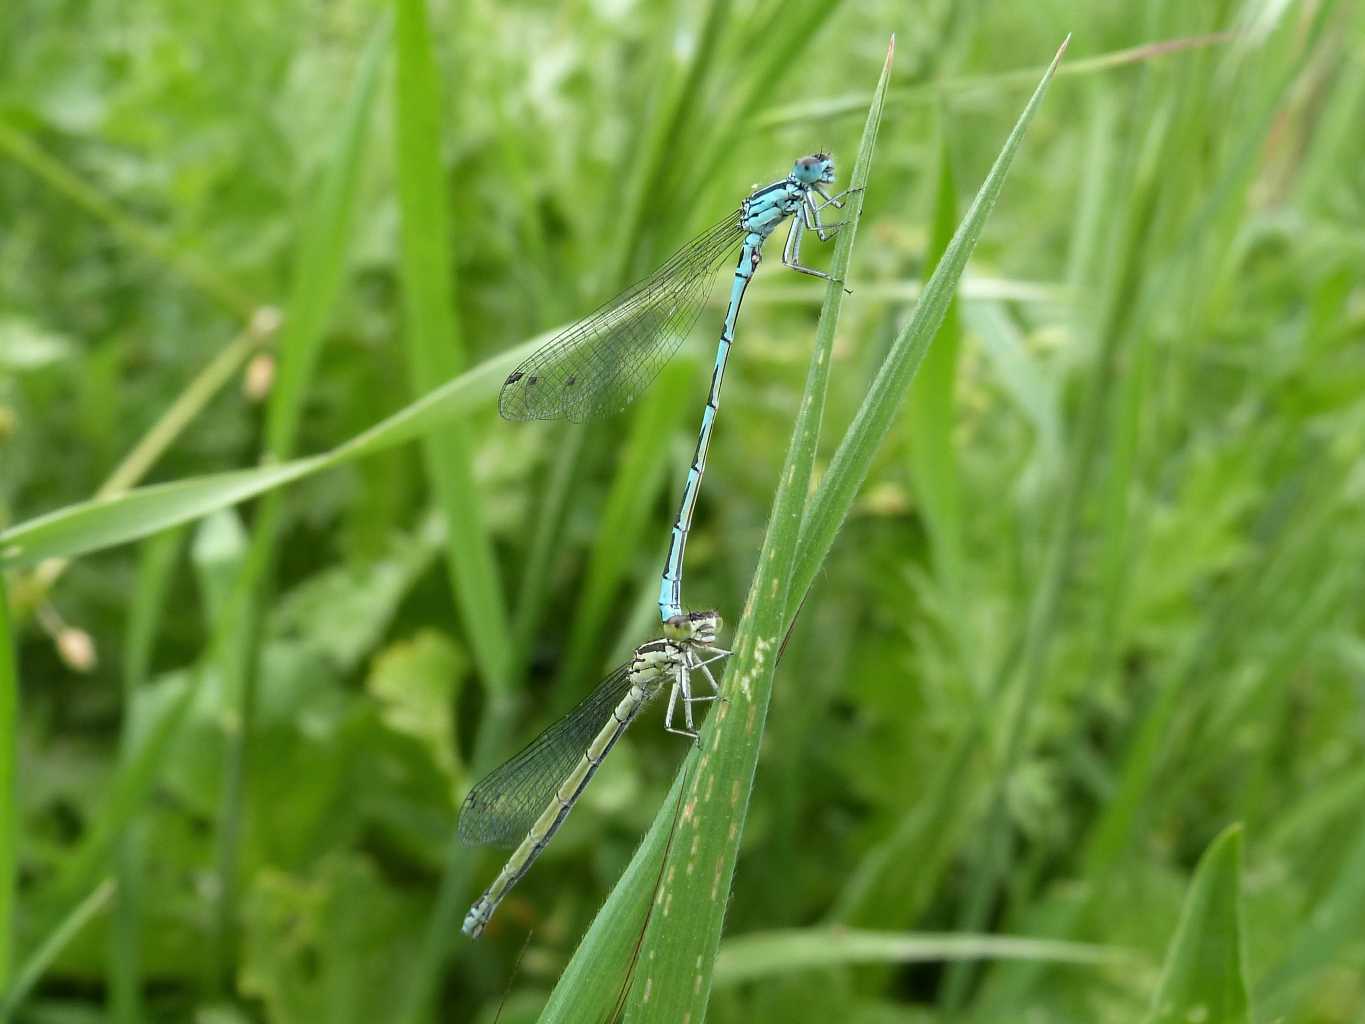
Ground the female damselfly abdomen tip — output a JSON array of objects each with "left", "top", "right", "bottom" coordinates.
[{"left": 462, "top": 902, "right": 489, "bottom": 938}]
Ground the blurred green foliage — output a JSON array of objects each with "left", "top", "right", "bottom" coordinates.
[{"left": 2, "top": 0, "right": 1363, "bottom": 1021}]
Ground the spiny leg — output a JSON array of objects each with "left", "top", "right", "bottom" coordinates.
[
  {"left": 782, "top": 214, "right": 848, "bottom": 291},
  {"left": 782, "top": 217, "right": 832, "bottom": 281},
  {"left": 665, "top": 678, "right": 681, "bottom": 730},
  {"left": 682, "top": 650, "right": 726, "bottom": 705},
  {"left": 664, "top": 664, "right": 700, "bottom": 741},
  {"left": 814, "top": 184, "right": 864, "bottom": 210},
  {"left": 692, "top": 655, "right": 727, "bottom": 704},
  {"left": 806, "top": 193, "right": 847, "bottom": 242},
  {"left": 814, "top": 184, "right": 844, "bottom": 209}
]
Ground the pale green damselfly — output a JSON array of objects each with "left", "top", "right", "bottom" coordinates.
[{"left": 460, "top": 611, "right": 728, "bottom": 938}]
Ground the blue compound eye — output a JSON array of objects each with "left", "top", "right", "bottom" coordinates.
[{"left": 793, "top": 155, "right": 825, "bottom": 183}]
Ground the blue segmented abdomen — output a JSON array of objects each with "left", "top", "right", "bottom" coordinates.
[{"left": 658, "top": 234, "right": 763, "bottom": 620}]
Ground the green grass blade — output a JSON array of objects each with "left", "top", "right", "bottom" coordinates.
[
  {"left": 903, "top": 110, "right": 979, "bottom": 725},
  {"left": 49, "top": 677, "right": 197, "bottom": 903},
  {"left": 535, "top": 36, "right": 1075, "bottom": 1023},
  {"left": 829, "top": 713, "right": 979, "bottom": 928},
  {"left": 109, "top": 528, "right": 183, "bottom": 1024},
  {"left": 0, "top": 880, "right": 116, "bottom": 1019},
  {"left": 0, "top": 458, "right": 330, "bottom": 569},
  {"left": 714, "top": 929, "right": 1134, "bottom": 987},
  {"left": 620, "top": 39, "right": 895, "bottom": 1023},
  {"left": 786, "top": 36, "right": 1070, "bottom": 623},
  {"left": 1141, "top": 825, "right": 1249, "bottom": 1024},
  {"left": 210, "top": 19, "right": 390, "bottom": 989},
  {"left": 686, "top": 0, "right": 849, "bottom": 214},
  {"left": 389, "top": 2, "right": 518, "bottom": 1014},
  {"left": 977, "top": 15, "right": 1333, "bottom": 1009},
  {"left": 535, "top": 38, "right": 896, "bottom": 1024},
  {"left": 393, "top": 0, "right": 512, "bottom": 691},
  {"left": 534, "top": 752, "right": 700, "bottom": 1024},
  {"left": 265, "top": 24, "right": 388, "bottom": 459},
  {"left": 759, "top": 32, "right": 1233, "bottom": 130},
  {"left": 604, "top": 0, "right": 731, "bottom": 282},
  {"left": 19, "top": 323, "right": 272, "bottom": 617},
  {"left": 0, "top": 333, "right": 544, "bottom": 570},
  {"left": 0, "top": 575, "right": 16, "bottom": 989},
  {"left": 905, "top": 115, "right": 965, "bottom": 601},
  {"left": 509, "top": 422, "right": 587, "bottom": 668}
]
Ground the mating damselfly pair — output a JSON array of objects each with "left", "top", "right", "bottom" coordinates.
[{"left": 461, "top": 153, "right": 858, "bottom": 938}]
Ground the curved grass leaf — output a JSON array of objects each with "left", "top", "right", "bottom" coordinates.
[
  {"left": 1142, "top": 824, "right": 1249, "bottom": 1024},
  {"left": 0, "top": 335, "right": 538, "bottom": 571}
]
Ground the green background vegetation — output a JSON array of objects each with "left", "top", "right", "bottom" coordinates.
[{"left": 2, "top": 0, "right": 1363, "bottom": 1021}]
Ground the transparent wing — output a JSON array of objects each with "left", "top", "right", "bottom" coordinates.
[
  {"left": 499, "top": 212, "right": 745, "bottom": 422},
  {"left": 458, "top": 661, "right": 638, "bottom": 848}
]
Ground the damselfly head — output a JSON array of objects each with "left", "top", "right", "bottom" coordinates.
[
  {"left": 665, "top": 610, "right": 723, "bottom": 646},
  {"left": 793, "top": 153, "right": 836, "bottom": 186}
]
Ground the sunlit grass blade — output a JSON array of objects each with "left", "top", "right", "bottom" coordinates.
[
  {"left": 1141, "top": 825, "right": 1249, "bottom": 1024},
  {"left": 18, "top": 322, "right": 274, "bottom": 618},
  {"left": 714, "top": 929, "right": 1136, "bottom": 987},
  {"left": 0, "top": 334, "right": 543, "bottom": 569},
  {"left": 0, "top": 880, "right": 115, "bottom": 1018}
]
